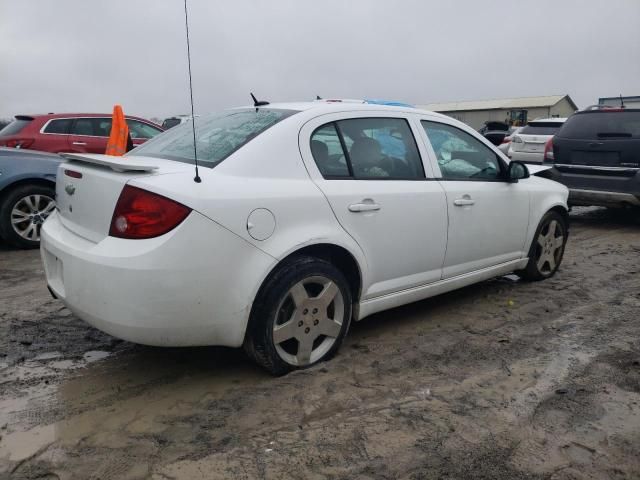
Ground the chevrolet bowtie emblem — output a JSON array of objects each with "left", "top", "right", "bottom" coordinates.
[{"left": 65, "top": 184, "right": 76, "bottom": 196}]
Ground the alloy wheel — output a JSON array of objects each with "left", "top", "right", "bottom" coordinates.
[
  {"left": 11, "top": 194, "right": 55, "bottom": 242},
  {"left": 272, "top": 275, "right": 345, "bottom": 367},
  {"left": 535, "top": 219, "right": 565, "bottom": 274}
]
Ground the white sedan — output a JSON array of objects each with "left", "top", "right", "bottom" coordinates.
[{"left": 41, "top": 101, "right": 569, "bottom": 375}]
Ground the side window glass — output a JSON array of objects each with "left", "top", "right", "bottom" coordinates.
[
  {"left": 310, "top": 123, "right": 350, "bottom": 177},
  {"left": 127, "top": 120, "right": 162, "bottom": 139},
  {"left": 71, "top": 118, "right": 94, "bottom": 136},
  {"left": 43, "top": 119, "right": 72, "bottom": 134},
  {"left": 94, "top": 118, "right": 112, "bottom": 137},
  {"left": 421, "top": 121, "right": 501, "bottom": 180},
  {"left": 336, "top": 118, "right": 424, "bottom": 180}
]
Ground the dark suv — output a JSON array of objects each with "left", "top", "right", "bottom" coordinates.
[{"left": 544, "top": 107, "right": 640, "bottom": 208}]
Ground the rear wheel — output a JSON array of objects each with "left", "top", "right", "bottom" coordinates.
[
  {"left": 516, "top": 210, "right": 567, "bottom": 281},
  {"left": 0, "top": 184, "right": 56, "bottom": 249},
  {"left": 244, "top": 256, "right": 352, "bottom": 375}
]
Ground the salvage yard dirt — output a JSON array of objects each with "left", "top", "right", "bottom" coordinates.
[{"left": 1, "top": 207, "right": 639, "bottom": 480}]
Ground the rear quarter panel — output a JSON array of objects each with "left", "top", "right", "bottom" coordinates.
[
  {"left": 129, "top": 117, "right": 369, "bottom": 300},
  {"left": 0, "top": 150, "right": 60, "bottom": 194}
]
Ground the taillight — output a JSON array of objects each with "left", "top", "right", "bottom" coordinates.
[
  {"left": 512, "top": 136, "right": 523, "bottom": 144},
  {"left": 543, "top": 138, "right": 554, "bottom": 162},
  {"left": 109, "top": 185, "right": 191, "bottom": 239},
  {"left": 501, "top": 137, "right": 512, "bottom": 144},
  {"left": 5, "top": 138, "right": 34, "bottom": 149}
]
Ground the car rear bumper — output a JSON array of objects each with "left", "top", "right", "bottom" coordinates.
[
  {"left": 568, "top": 189, "right": 640, "bottom": 207},
  {"left": 40, "top": 211, "right": 275, "bottom": 347},
  {"left": 508, "top": 150, "right": 544, "bottom": 163},
  {"left": 544, "top": 164, "right": 640, "bottom": 207}
]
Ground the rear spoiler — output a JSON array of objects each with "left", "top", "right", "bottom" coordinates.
[{"left": 61, "top": 153, "right": 158, "bottom": 173}]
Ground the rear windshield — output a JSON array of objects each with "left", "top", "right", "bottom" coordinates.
[
  {"left": 558, "top": 111, "right": 640, "bottom": 139},
  {"left": 162, "top": 118, "right": 182, "bottom": 129},
  {"left": 519, "top": 122, "right": 564, "bottom": 135},
  {"left": 0, "top": 119, "right": 31, "bottom": 137},
  {"left": 131, "top": 108, "right": 298, "bottom": 167}
]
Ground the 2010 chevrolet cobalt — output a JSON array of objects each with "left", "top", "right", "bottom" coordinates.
[{"left": 41, "top": 101, "right": 569, "bottom": 375}]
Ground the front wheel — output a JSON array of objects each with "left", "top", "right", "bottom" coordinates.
[
  {"left": 516, "top": 210, "right": 568, "bottom": 281},
  {"left": 244, "top": 256, "right": 352, "bottom": 376}
]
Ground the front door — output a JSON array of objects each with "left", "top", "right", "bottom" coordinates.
[
  {"left": 420, "top": 119, "right": 530, "bottom": 278},
  {"left": 300, "top": 114, "right": 448, "bottom": 299}
]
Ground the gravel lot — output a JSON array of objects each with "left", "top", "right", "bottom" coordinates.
[{"left": 1, "top": 207, "right": 639, "bottom": 480}]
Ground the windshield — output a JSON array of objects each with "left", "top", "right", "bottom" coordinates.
[
  {"left": 558, "top": 111, "right": 640, "bottom": 139},
  {"left": 519, "top": 122, "right": 564, "bottom": 135},
  {"left": 131, "top": 108, "right": 298, "bottom": 167}
]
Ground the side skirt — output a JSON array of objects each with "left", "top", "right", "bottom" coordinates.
[{"left": 356, "top": 258, "right": 529, "bottom": 321}]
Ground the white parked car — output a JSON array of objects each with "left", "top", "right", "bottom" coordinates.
[
  {"left": 498, "top": 126, "right": 524, "bottom": 154},
  {"left": 507, "top": 118, "right": 567, "bottom": 163},
  {"left": 41, "top": 101, "right": 569, "bottom": 375},
  {"left": 508, "top": 118, "right": 566, "bottom": 163}
]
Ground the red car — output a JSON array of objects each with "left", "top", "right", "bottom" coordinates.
[{"left": 0, "top": 113, "right": 164, "bottom": 154}]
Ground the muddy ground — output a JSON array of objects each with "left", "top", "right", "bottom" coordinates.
[{"left": 1, "top": 207, "right": 639, "bottom": 480}]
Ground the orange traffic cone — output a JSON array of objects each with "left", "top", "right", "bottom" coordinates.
[{"left": 105, "top": 105, "right": 133, "bottom": 156}]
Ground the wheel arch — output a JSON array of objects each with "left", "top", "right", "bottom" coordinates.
[
  {"left": 548, "top": 204, "right": 570, "bottom": 228},
  {"left": 247, "top": 241, "right": 364, "bottom": 339},
  {"left": 282, "top": 243, "right": 363, "bottom": 303},
  {"left": 0, "top": 177, "right": 56, "bottom": 202}
]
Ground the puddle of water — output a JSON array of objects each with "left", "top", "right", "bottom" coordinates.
[{"left": 34, "top": 352, "right": 63, "bottom": 361}]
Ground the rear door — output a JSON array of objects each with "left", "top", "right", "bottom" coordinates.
[
  {"left": 39, "top": 118, "right": 74, "bottom": 152},
  {"left": 299, "top": 112, "right": 448, "bottom": 299},
  {"left": 68, "top": 117, "right": 112, "bottom": 153},
  {"left": 552, "top": 110, "right": 640, "bottom": 190}
]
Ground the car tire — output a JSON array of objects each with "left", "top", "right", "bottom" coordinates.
[
  {"left": 516, "top": 210, "right": 568, "bottom": 281},
  {"left": 0, "top": 184, "right": 56, "bottom": 249},
  {"left": 244, "top": 255, "right": 353, "bottom": 376}
]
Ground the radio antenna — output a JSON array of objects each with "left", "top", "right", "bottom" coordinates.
[{"left": 183, "top": 0, "right": 201, "bottom": 183}]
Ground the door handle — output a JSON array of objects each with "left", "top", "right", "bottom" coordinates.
[
  {"left": 453, "top": 197, "right": 475, "bottom": 206},
  {"left": 348, "top": 201, "right": 381, "bottom": 212},
  {"left": 72, "top": 142, "right": 87, "bottom": 146}
]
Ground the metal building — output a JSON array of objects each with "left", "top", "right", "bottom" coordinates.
[
  {"left": 418, "top": 94, "right": 578, "bottom": 130},
  {"left": 598, "top": 95, "right": 640, "bottom": 109}
]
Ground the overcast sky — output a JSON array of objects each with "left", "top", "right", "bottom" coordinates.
[{"left": 1, "top": 0, "right": 639, "bottom": 121}]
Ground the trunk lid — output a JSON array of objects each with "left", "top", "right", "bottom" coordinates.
[{"left": 55, "top": 154, "right": 194, "bottom": 242}]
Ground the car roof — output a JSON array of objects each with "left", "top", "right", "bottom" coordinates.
[
  {"left": 15, "top": 113, "right": 157, "bottom": 123},
  {"left": 229, "top": 101, "right": 448, "bottom": 119},
  {"left": 528, "top": 117, "right": 567, "bottom": 123}
]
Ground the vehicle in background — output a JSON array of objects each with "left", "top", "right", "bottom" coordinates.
[
  {"left": 161, "top": 115, "right": 198, "bottom": 129},
  {"left": 478, "top": 121, "right": 510, "bottom": 146},
  {"left": 41, "top": 101, "right": 569, "bottom": 375},
  {"left": 508, "top": 118, "right": 566, "bottom": 163},
  {"left": 0, "top": 114, "right": 164, "bottom": 154},
  {"left": 543, "top": 106, "right": 640, "bottom": 208},
  {"left": 498, "top": 126, "right": 524, "bottom": 154},
  {"left": 0, "top": 148, "right": 60, "bottom": 248}
]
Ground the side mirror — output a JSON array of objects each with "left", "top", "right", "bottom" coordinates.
[{"left": 507, "top": 161, "right": 529, "bottom": 183}]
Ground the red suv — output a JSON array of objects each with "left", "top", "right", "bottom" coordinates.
[{"left": 0, "top": 113, "right": 164, "bottom": 154}]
